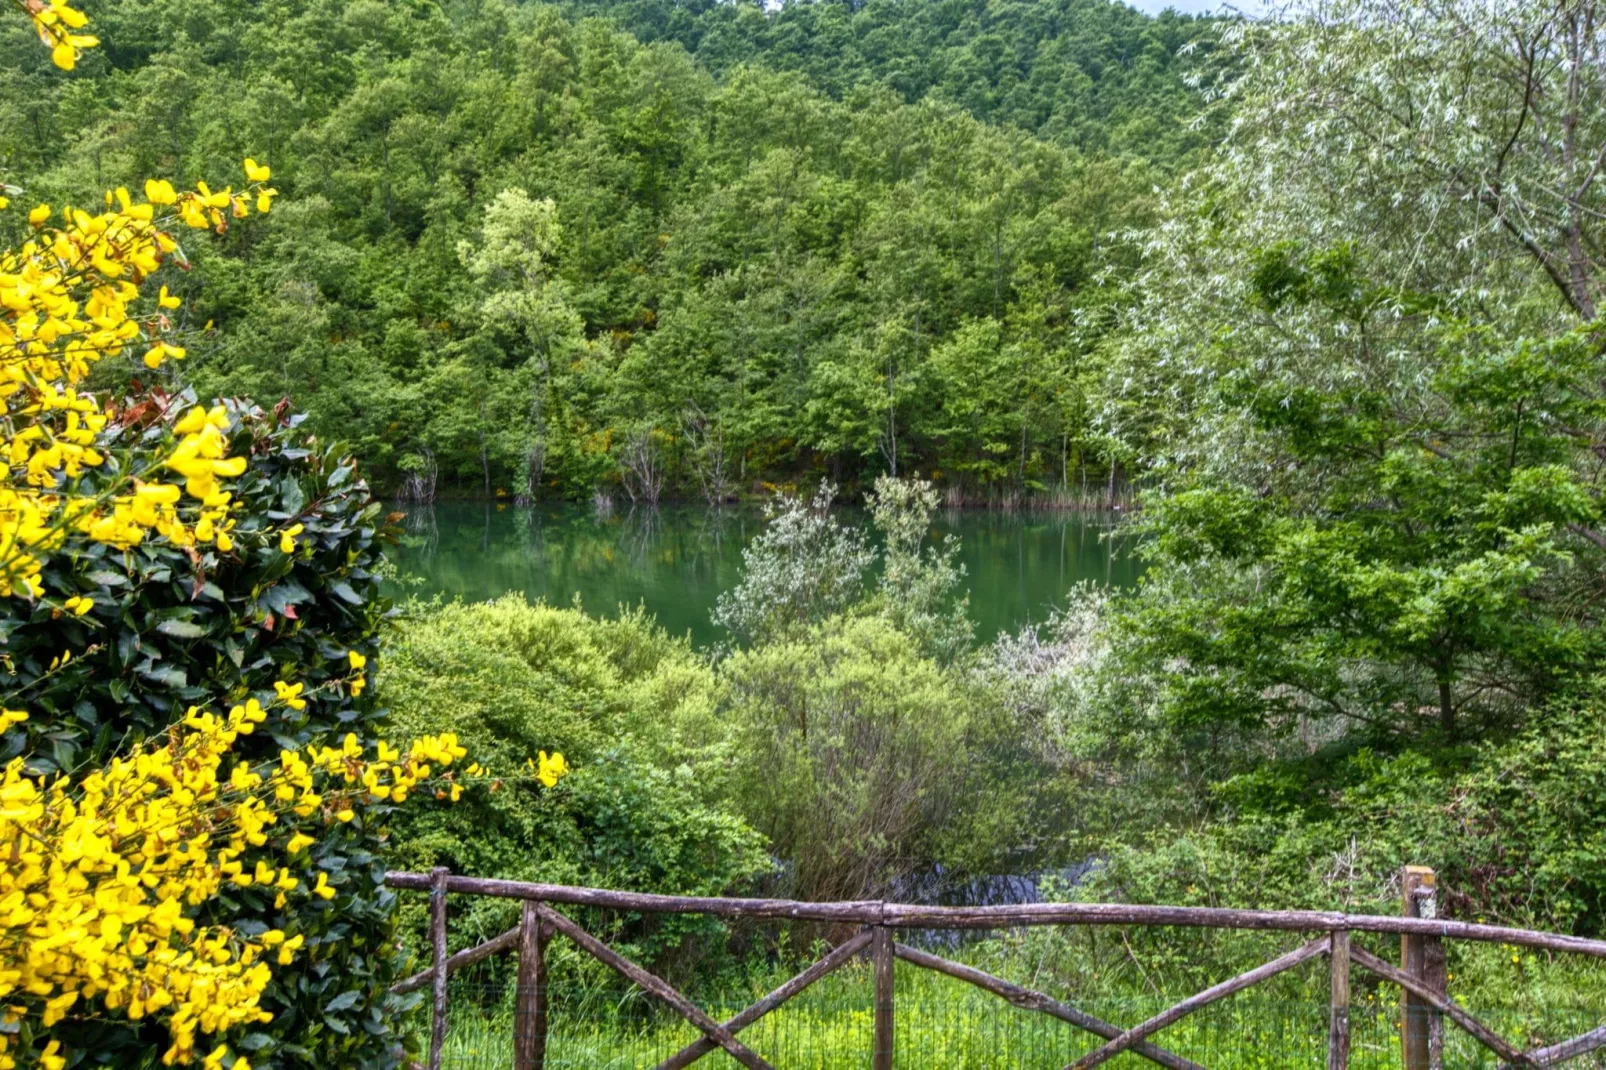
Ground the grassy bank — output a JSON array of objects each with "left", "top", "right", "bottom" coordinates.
[{"left": 420, "top": 949, "right": 1606, "bottom": 1069}]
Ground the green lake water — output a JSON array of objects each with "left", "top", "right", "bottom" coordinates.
[{"left": 386, "top": 503, "right": 1142, "bottom": 647}]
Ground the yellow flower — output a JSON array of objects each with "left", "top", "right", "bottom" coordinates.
[
  {"left": 348, "top": 650, "right": 367, "bottom": 670},
  {"left": 244, "top": 158, "right": 272, "bottom": 183},
  {"left": 157, "top": 284, "right": 181, "bottom": 309},
  {"left": 312, "top": 872, "right": 337, "bottom": 900},
  {"left": 279, "top": 522, "right": 304, "bottom": 554},
  {"left": 277, "top": 933, "right": 305, "bottom": 965},
  {"left": 142, "top": 340, "right": 186, "bottom": 369},
  {"left": 535, "top": 750, "right": 570, "bottom": 788},
  {"left": 144, "top": 178, "right": 178, "bottom": 204},
  {"left": 62, "top": 595, "right": 93, "bottom": 616},
  {"left": 27, "top": 204, "right": 49, "bottom": 226},
  {"left": 273, "top": 680, "right": 307, "bottom": 710}
]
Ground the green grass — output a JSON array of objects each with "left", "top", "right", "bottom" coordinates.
[{"left": 422, "top": 958, "right": 1606, "bottom": 1069}]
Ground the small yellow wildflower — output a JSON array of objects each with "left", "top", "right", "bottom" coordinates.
[{"left": 531, "top": 750, "right": 570, "bottom": 788}]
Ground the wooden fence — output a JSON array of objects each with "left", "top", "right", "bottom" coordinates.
[{"left": 385, "top": 866, "right": 1606, "bottom": 1070}]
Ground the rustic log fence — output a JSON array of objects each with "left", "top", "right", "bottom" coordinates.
[{"left": 386, "top": 866, "right": 1606, "bottom": 1070}]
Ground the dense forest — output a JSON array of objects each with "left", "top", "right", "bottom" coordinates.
[
  {"left": 556, "top": 0, "right": 1209, "bottom": 155},
  {"left": 1, "top": 0, "right": 1205, "bottom": 501}
]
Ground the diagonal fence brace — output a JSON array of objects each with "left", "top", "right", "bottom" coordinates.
[
  {"left": 1526, "top": 1022, "right": 1606, "bottom": 1066},
  {"left": 531, "top": 902, "right": 776, "bottom": 1070},
  {"left": 892, "top": 942, "right": 1206, "bottom": 1070},
  {"left": 654, "top": 929, "right": 875, "bottom": 1069},
  {"left": 1349, "top": 945, "right": 1535, "bottom": 1067},
  {"left": 1066, "top": 937, "right": 1331, "bottom": 1070}
]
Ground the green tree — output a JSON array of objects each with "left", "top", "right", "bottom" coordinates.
[{"left": 458, "top": 187, "right": 587, "bottom": 498}]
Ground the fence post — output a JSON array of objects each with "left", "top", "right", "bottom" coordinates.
[
  {"left": 513, "top": 900, "right": 552, "bottom": 1070},
  {"left": 429, "top": 866, "right": 450, "bottom": 1070},
  {"left": 1328, "top": 930, "right": 1350, "bottom": 1070},
  {"left": 872, "top": 926, "right": 894, "bottom": 1070},
  {"left": 1400, "top": 866, "right": 1445, "bottom": 1070}
]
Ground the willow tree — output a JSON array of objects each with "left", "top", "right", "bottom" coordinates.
[{"left": 1104, "top": 0, "right": 1606, "bottom": 742}]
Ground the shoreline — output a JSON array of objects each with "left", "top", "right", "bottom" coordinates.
[{"left": 389, "top": 491, "right": 1141, "bottom": 514}]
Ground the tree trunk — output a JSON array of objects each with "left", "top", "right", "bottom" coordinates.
[{"left": 479, "top": 397, "right": 492, "bottom": 498}]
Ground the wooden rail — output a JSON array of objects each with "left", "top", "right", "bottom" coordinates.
[{"left": 386, "top": 866, "right": 1606, "bottom": 1069}]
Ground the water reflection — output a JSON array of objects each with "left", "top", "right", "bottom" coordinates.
[
  {"left": 894, "top": 862, "right": 1097, "bottom": 909},
  {"left": 387, "top": 502, "right": 1141, "bottom": 646}
]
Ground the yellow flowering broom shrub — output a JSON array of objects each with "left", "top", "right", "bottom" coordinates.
[
  {"left": 11, "top": 0, "right": 96, "bottom": 72},
  {"left": 0, "top": 7, "right": 566, "bottom": 1068},
  {"left": 0, "top": 150, "right": 278, "bottom": 603},
  {"left": 0, "top": 694, "right": 477, "bottom": 1070}
]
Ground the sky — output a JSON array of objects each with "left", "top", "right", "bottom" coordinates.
[{"left": 1125, "top": 0, "right": 1267, "bottom": 15}]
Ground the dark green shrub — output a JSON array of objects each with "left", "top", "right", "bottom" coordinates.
[
  {"left": 1, "top": 396, "right": 411, "bottom": 1069},
  {"left": 381, "top": 597, "right": 769, "bottom": 984}
]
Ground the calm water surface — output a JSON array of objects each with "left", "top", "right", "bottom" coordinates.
[{"left": 387, "top": 503, "right": 1141, "bottom": 646}]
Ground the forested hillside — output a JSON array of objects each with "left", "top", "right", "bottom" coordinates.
[
  {"left": 559, "top": 0, "right": 1210, "bottom": 158},
  {"left": 0, "top": 0, "right": 1204, "bottom": 501}
]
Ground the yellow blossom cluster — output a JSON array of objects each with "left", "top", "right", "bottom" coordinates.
[
  {"left": 0, "top": 163, "right": 276, "bottom": 597},
  {"left": 0, "top": 684, "right": 488, "bottom": 1070},
  {"left": 526, "top": 750, "right": 572, "bottom": 788},
  {"left": 0, "top": 25, "right": 563, "bottom": 1070},
  {"left": 13, "top": 0, "right": 97, "bottom": 71}
]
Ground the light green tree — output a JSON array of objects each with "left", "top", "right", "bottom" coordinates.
[{"left": 459, "top": 187, "right": 587, "bottom": 499}]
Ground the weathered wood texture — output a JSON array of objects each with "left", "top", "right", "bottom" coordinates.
[
  {"left": 1528, "top": 1022, "right": 1606, "bottom": 1066},
  {"left": 513, "top": 901, "right": 551, "bottom": 1070},
  {"left": 654, "top": 930, "right": 873, "bottom": 1070},
  {"left": 872, "top": 927, "right": 894, "bottom": 1070},
  {"left": 1401, "top": 867, "right": 1446, "bottom": 1070},
  {"left": 428, "top": 867, "right": 449, "bottom": 1070},
  {"left": 531, "top": 902, "right": 776, "bottom": 1070},
  {"left": 1328, "top": 931, "right": 1350, "bottom": 1070},
  {"left": 1350, "top": 945, "right": 1534, "bottom": 1066},
  {"left": 892, "top": 943, "right": 1206, "bottom": 1070},
  {"left": 386, "top": 871, "right": 883, "bottom": 923},
  {"left": 1066, "top": 938, "right": 1331, "bottom": 1070},
  {"left": 387, "top": 870, "right": 1606, "bottom": 1070},
  {"left": 382, "top": 872, "right": 1606, "bottom": 958},
  {"left": 392, "top": 925, "right": 519, "bottom": 995}
]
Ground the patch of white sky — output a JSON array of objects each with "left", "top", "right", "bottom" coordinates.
[
  {"left": 1126, "top": 0, "right": 1268, "bottom": 16},
  {"left": 756, "top": 0, "right": 1270, "bottom": 24}
]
